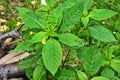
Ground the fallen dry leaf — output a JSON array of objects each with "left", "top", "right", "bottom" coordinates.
[
  {"left": 0, "top": 5, "right": 5, "bottom": 11},
  {"left": 4, "top": 37, "right": 13, "bottom": 45},
  {"left": 0, "top": 18, "right": 7, "bottom": 23},
  {"left": 0, "top": 52, "right": 30, "bottom": 65},
  {"left": 8, "top": 78, "right": 23, "bottom": 80},
  {"left": 0, "top": 52, "right": 22, "bottom": 65},
  {"left": 5, "top": 52, "right": 30, "bottom": 65},
  {"left": 0, "top": 25, "right": 9, "bottom": 32}
]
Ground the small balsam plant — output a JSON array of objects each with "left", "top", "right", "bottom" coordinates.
[{"left": 14, "top": 0, "right": 119, "bottom": 80}]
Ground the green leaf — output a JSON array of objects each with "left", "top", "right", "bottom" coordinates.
[
  {"left": 83, "top": 46, "right": 102, "bottom": 76},
  {"left": 62, "top": 0, "right": 81, "bottom": 11},
  {"left": 33, "top": 65, "right": 46, "bottom": 80},
  {"left": 89, "top": 9, "right": 117, "bottom": 20},
  {"left": 111, "top": 56, "right": 120, "bottom": 73},
  {"left": 81, "top": 16, "right": 89, "bottom": 26},
  {"left": 17, "top": 7, "right": 44, "bottom": 29},
  {"left": 59, "top": 1, "right": 84, "bottom": 32},
  {"left": 55, "top": 68, "right": 79, "bottom": 80},
  {"left": 84, "top": 0, "right": 93, "bottom": 10},
  {"left": 46, "top": 0, "right": 58, "bottom": 7},
  {"left": 89, "top": 25, "right": 116, "bottom": 42},
  {"left": 91, "top": 76, "right": 109, "bottom": 80},
  {"left": 42, "top": 39, "right": 62, "bottom": 75},
  {"left": 31, "top": 32, "right": 47, "bottom": 43},
  {"left": 101, "top": 67, "right": 114, "bottom": 79},
  {"left": 15, "top": 41, "right": 35, "bottom": 52},
  {"left": 47, "top": 5, "right": 62, "bottom": 30},
  {"left": 59, "top": 33, "right": 82, "bottom": 46},
  {"left": 24, "top": 17, "right": 42, "bottom": 29},
  {"left": 35, "top": 43, "right": 43, "bottom": 54},
  {"left": 26, "top": 67, "right": 34, "bottom": 80},
  {"left": 17, "top": 7, "right": 31, "bottom": 19},
  {"left": 83, "top": 0, "right": 93, "bottom": 15},
  {"left": 36, "top": 10, "right": 49, "bottom": 30},
  {"left": 77, "top": 47, "right": 89, "bottom": 61},
  {"left": 18, "top": 55, "right": 38, "bottom": 68},
  {"left": 76, "top": 70, "right": 88, "bottom": 80},
  {"left": 111, "top": 76, "right": 120, "bottom": 80},
  {"left": 104, "top": 46, "right": 116, "bottom": 60},
  {"left": 100, "top": 54, "right": 107, "bottom": 67}
]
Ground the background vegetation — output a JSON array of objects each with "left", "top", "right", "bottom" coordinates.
[{"left": 0, "top": 0, "right": 120, "bottom": 80}]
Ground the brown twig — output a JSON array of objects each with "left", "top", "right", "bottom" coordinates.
[
  {"left": 0, "top": 23, "right": 24, "bottom": 42},
  {"left": 0, "top": 23, "right": 24, "bottom": 57}
]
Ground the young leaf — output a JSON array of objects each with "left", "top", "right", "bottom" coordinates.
[
  {"left": 18, "top": 55, "right": 38, "bottom": 68},
  {"left": 89, "top": 9, "right": 117, "bottom": 20},
  {"left": 83, "top": 46, "right": 102, "bottom": 76},
  {"left": 91, "top": 76, "right": 109, "bottom": 80},
  {"left": 17, "top": 7, "right": 31, "bottom": 19},
  {"left": 47, "top": 5, "right": 62, "bottom": 30},
  {"left": 77, "top": 47, "right": 89, "bottom": 61},
  {"left": 59, "top": 33, "right": 82, "bottom": 46},
  {"left": 36, "top": 10, "right": 49, "bottom": 30},
  {"left": 111, "top": 76, "right": 120, "bottom": 80},
  {"left": 33, "top": 65, "right": 46, "bottom": 80},
  {"left": 84, "top": 0, "right": 93, "bottom": 10},
  {"left": 15, "top": 41, "right": 35, "bottom": 52},
  {"left": 42, "top": 39, "right": 62, "bottom": 75},
  {"left": 101, "top": 67, "right": 114, "bottom": 79},
  {"left": 59, "top": 1, "right": 84, "bottom": 32},
  {"left": 31, "top": 31, "right": 47, "bottom": 43},
  {"left": 17, "top": 7, "right": 44, "bottom": 29},
  {"left": 26, "top": 67, "right": 34, "bottom": 80},
  {"left": 35, "top": 43, "right": 43, "bottom": 54},
  {"left": 55, "top": 68, "right": 79, "bottom": 80},
  {"left": 89, "top": 25, "right": 116, "bottom": 42},
  {"left": 111, "top": 56, "right": 120, "bottom": 73},
  {"left": 104, "top": 46, "right": 113, "bottom": 60},
  {"left": 76, "top": 70, "right": 88, "bottom": 80},
  {"left": 46, "top": 0, "right": 58, "bottom": 7},
  {"left": 81, "top": 16, "right": 89, "bottom": 26},
  {"left": 83, "top": 0, "right": 93, "bottom": 15},
  {"left": 62, "top": 0, "right": 81, "bottom": 11}
]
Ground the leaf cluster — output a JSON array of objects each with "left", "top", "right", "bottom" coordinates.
[{"left": 13, "top": 0, "right": 120, "bottom": 80}]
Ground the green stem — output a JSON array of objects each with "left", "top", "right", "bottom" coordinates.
[{"left": 78, "top": 26, "right": 86, "bottom": 35}]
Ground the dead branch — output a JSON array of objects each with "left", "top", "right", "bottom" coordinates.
[
  {"left": 0, "top": 23, "right": 24, "bottom": 42},
  {"left": 0, "top": 63, "right": 26, "bottom": 80},
  {"left": 0, "top": 23, "right": 24, "bottom": 58}
]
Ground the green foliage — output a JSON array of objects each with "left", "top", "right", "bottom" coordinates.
[
  {"left": 42, "top": 39, "right": 62, "bottom": 75},
  {"left": 89, "top": 9, "right": 117, "bottom": 20},
  {"left": 31, "top": 31, "right": 47, "bottom": 43},
  {"left": 59, "top": 0, "right": 84, "bottom": 32},
  {"left": 91, "top": 76, "right": 109, "bottom": 80},
  {"left": 46, "top": 0, "right": 57, "bottom": 7},
  {"left": 83, "top": 46, "right": 102, "bottom": 76},
  {"left": 111, "top": 56, "right": 120, "bottom": 73},
  {"left": 15, "top": 41, "right": 35, "bottom": 52},
  {"left": 18, "top": 7, "right": 43, "bottom": 29},
  {"left": 81, "top": 16, "right": 89, "bottom": 27},
  {"left": 47, "top": 5, "right": 62, "bottom": 30},
  {"left": 76, "top": 70, "right": 88, "bottom": 80},
  {"left": 18, "top": 54, "right": 38, "bottom": 68},
  {"left": 55, "top": 68, "right": 79, "bottom": 80},
  {"left": 14, "top": 0, "right": 120, "bottom": 79},
  {"left": 89, "top": 25, "right": 116, "bottom": 42},
  {"left": 33, "top": 65, "right": 46, "bottom": 80},
  {"left": 101, "top": 67, "right": 114, "bottom": 79},
  {"left": 59, "top": 33, "right": 82, "bottom": 46}
]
